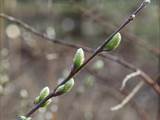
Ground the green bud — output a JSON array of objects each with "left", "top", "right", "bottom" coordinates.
[
  {"left": 34, "top": 96, "right": 52, "bottom": 108},
  {"left": 104, "top": 32, "right": 121, "bottom": 51},
  {"left": 56, "top": 78, "right": 74, "bottom": 94},
  {"left": 18, "top": 116, "right": 31, "bottom": 120},
  {"left": 40, "top": 99, "right": 52, "bottom": 108},
  {"left": 34, "top": 96, "right": 40, "bottom": 104},
  {"left": 39, "top": 86, "right": 50, "bottom": 101},
  {"left": 34, "top": 87, "right": 51, "bottom": 108},
  {"left": 73, "top": 48, "right": 85, "bottom": 69}
]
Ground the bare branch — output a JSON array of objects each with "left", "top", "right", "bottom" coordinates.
[
  {"left": 86, "top": 68, "right": 150, "bottom": 120},
  {"left": 120, "top": 70, "right": 141, "bottom": 90},
  {"left": 111, "top": 81, "right": 144, "bottom": 111},
  {"left": 111, "top": 69, "right": 152, "bottom": 111},
  {"left": 0, "top": 0, "right": 159, "bottom": 118},
  {"left": 78, "top": 2, "right": 160, "bottom": 56}
]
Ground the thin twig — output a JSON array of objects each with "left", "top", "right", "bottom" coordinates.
[
  {"left": 86, "top": 68, "right": 149, "bottom": 120},
  {"left": 120, "top": 70, "right": 141, "bottom": 90},
  {"left": 111, "top": 81, "right": 144, "bottom": 111},
  {"left": 0, "top": 0, "right": 159, "bottom": 118},
  {"left": 78, "top": 2, "right": 160, "bottom": 56}
]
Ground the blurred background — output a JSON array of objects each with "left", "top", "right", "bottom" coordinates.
[{"left": 0, "top": 0, "right": 159, "bottom": 120}]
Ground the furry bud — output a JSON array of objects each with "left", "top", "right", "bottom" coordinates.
[
  {"left": 56, "top": 78, "right": 74, "bottom": 94},
  {"left": 104, "top": 32, "right": 121, "bottom": 51},
  {"left": 73, "top": 48, "right": 85, "bottom": 69}
]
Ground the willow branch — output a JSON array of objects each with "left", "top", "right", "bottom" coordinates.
[
  {"left": 78, "top": 2, "right": 160, "bottom": 56},
  {"left": 0, "top": 0, "right": 159, "bottom": 118},
  {"left": 1, "top": 11, "right": 159, "bottom": 95}
]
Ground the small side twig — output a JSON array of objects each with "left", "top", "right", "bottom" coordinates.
[
  {"left": 86, "top": 68, "right": 149, "bottom": 120},
  {"left": 111, "top": 67, "right": 159, "bottom": 111},
  {"left": 111, "top": 81, "right": 144, "bottom": 111},
  {"left": 120, "top": 70, "right": 141, "bottom": 90}
]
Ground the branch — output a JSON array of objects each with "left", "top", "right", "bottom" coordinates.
[
  {"left": 111, "top": 81, "right": 144, "bottom": 111},
  {"left": 111, "top": 69, "right": 160, "bottom": 111},
  {"left": 1, "top": 0, "right": 159, "bottom": 118},
  {"left": 120, "top": 70, "right": 141, "bottom": 90},
  {"left": 79, "top": 2, "right": 160, "bottom": 56},
  {"left": 110, "top": 70, "right": 144, "bottom": 111},
  {"left": 86, "top": 68, "right": 149, "bottom": 120},
  {"left": 1, "top": 11, "right": 159, "bottom": 95}
]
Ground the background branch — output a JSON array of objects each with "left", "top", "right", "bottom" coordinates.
[
  {"left": 86, "top": 68, "right": 149, "bottom": 120},
  {"left": 110, "top": 81, "right": 144, "bottom": 111},
  {"left": 0, "top": 13, "right": 159, "bottom": 95},
  {"left": 120, "top": 70, "right": 141, "bottom": 90},
  {"left": 0, "top": 1, "right": 159, "bottom": 118}
]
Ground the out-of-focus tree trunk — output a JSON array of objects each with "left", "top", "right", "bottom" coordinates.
[
  {"left": 157, "top": 0, "right": 160, "bottom": 119},
  {"left": 0, "top": 0, "right": 4, "bottom": 48},
  {"left": 0, "top": 0, "right": 5, "bottom": 119}
]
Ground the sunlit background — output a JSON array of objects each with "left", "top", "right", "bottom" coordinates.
[{"left": 0, "top": 0, "right": 159, "bottom": 120}]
